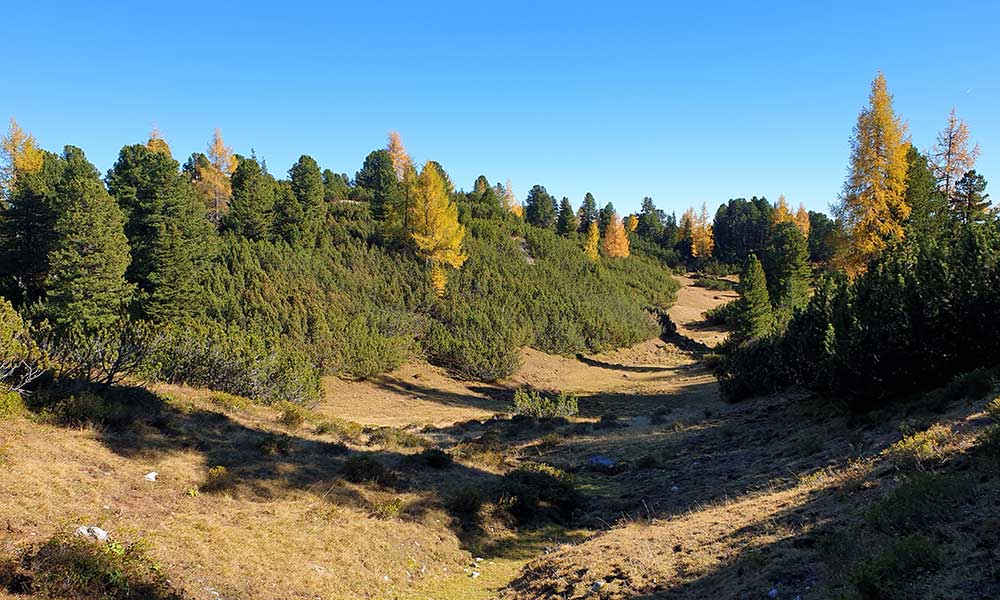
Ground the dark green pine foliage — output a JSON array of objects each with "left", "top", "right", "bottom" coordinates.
[
  {"left": 598, "top": 202, "right": 615, "bottom": 234},
  {"left": 734, "top": 254, "right": 773, "bottom": 340},
  {"left": 556, "top": 197, "right": 579, "bottom": 235},
  {"left": 354, "top": 149, "right": 399, "bottom": 221},
  {"left": 711, "top": 197, "right": 774, "bottom": 264},
  {"left": 466, "top": 176, "right": 504, "bottom": 219},
  {"left": 322, "top": 169, "right": 351, "bottom": 202},
  {"left": 0, "top": 150, "right": 65, "bottom": 307},
  {"left": 577, "top": 192, "right": 598, "bottom": 232},
  {"left": 904, "top": 146, "right": 948, "bottom": 239},
  {"left": 106, "top": 144, "right": 212, "bottom": 322},
  {"left": 225, "top": 156, "right": 275, "bottom": 240},
  {"left": 636, "top": 197, "right": 665, "bottom": 241},
  {"left": 953, "top": 170, "right": 990, "bottom": 224},
  {"left": 762, "top": 221, "right": 811, "bottom": 323},
  {"left": 272, "top": 179, "right": 306, "bottom": 245},
  {"left": 525, "top": 185, "right": 557, "bottom": 229},
  {"left": 44, "top": 146, "right": 133, "bottom": 333},
  {"left": 289, "top": 155, "right": 327, "bottom": 247},
  {"left": 807, "top": 211, "right": 839, "bottom": 264}
]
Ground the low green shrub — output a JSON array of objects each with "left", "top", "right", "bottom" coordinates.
[
  {"left": 976, "top": 424, "right": 1000, "bottom": 460},
  {"left": 0, "top": 533, "right": 186, "bottom": 599},
  {"left": 417, "top": 448, "right": 453, "bottom": 468},
  {"left": 512, "top": 389, "right": 579, "bottom": 418},
  {"left": 315, "top": 417, "right": 365, "bottom": 443},
  {"left": 924, "top": 367, "right": 996, "bottom": 411},
  {"left": 365, "top": 426, "right": 427, "bottom": 449},
  {"left": 340, "top": 455, "right": 396, "bottom": 486},
  {"left": 208, "top": 391, "right": 251, "bottom": 412},
  {"left": 0, "top": 391, "right": 26, "bottom": 418},
  {"left": 202, "top": 465, "right": 234, "bottom": 493},
  {"left": 258, "top": 434, "right": 292, "bottom": 455},
  {"left": 985, "top": 396, "right": 1000, "bottom": 421},
  {"left": 850, "top": 535, "right": 941, "bottom": 599},
  {"left": 702, "top": 300, "right": 739, "bottom": 326},
  {"left": 276, "top": 401, "right": 310, "bottom": 429},
  {"left": 693, "top": 276, "right": 736, "bottom": 291},
  {"left": 369, "top": 497, "right": 405, "bottom": 520},
  {"left": 865, "top": 473, "right": 973, "bottom": 534},
  {"left": 886, "top": 424, "right": 953, "bottom": 472},
  {"left": 446, "top": 485, "right": 483, "bottom": 518},
  {"left": 495, "top": 463, "right": 578, "bottom": 524}
]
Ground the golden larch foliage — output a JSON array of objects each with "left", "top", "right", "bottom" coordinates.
[
  {"left": 835, "top": 72, "right": 910, "bottom": 276},
  {"left": 602, "top": 210, "right": 630, "bottom": 258},
  {"left": 691, "top": 202, "right": 714, "bottom": 258},
  {"left": 930, "top": 107, "right": 980, "bottom": 202},
  {"left": 772, "top": 194, "right": 793, "bottom": 225},
  {"left": 793, "top": 203, "right": 811, "bottom": 238},
  {"left": 504, "top": 180, "right": 523, "bottom": 218},
  {"left": 387, "top": 131, "right": 412, "bottom": 182},
  {"left": 584, "top": 220, "right": 600, "bottom": 261},
  {"left": 1, "top": 118, "right": 44, "bottom": 195},
  {"left": 625, "top": 214, "right": 638, "bottom": 232},
  {"left": 409, "top": 161, "right": 467, "bottom": 296},
  {"left": 146, "top": 125, "right": 172, "bottom": 157},
  {"left": 196, "top": 128, "right": 237, "bottom": 225}
]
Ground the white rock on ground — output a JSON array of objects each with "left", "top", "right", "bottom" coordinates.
[
  {"left": 144, "top": 471, "right": 158, "bottom": 481},
  {"left": 74, "top": 526, "right": 109, "bottom": 542}
]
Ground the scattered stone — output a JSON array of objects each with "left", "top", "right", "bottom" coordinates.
[
  {"left": 670, "top": 485, "right": 680, "bottom": 493},
  {"left": 767, "top": 588, "right": 779, "bottom": 598},
  {"left": 471, "top": 571, "right": 481, "bottom": 579},
  {"left": 144, "top": 471, "right": 158, "bottom": 482},
  {"left": 587, "top": 455, "right": 616, "bottom": 470},
  {"left": 474, "top": 556, "right": 484, "bottom": 562},
  {"left": 74, "top": 526, "right": 109, "bottom": 542},
  {"left": 591, "top": 580, "right": 606, "bottom": 591}
]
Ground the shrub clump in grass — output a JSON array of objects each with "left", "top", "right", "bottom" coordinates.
[
  {"left": 885, "top": 424, "right": 953, "bottom": 472},
  {"left": 340, "top": 455, "right": 396, "bottom": 486},
  {"left": 365, "top": 426, "right": 428, "bottom": 449},
  {"left": 202, "top": 465, "right": 234, "bottom": 493},
  {"left": 976, "top": 424, "right": 1000, "bottom": 460},
  {"left": 0, "top": 533, "right": 186, "bottom": 599},
  {"left": 923, "top": 367, "right": 996, "bottom": 412},
  {"left": 865, "top": 473, "right": 973, "bottom": 534},
  {"left": 986, "top": 396, "right": 1000, "bottom": 421},
  {"left": 258, "top": 434, "right": 292, "bottom": 456},
  {"left": 512, "top": 389, "right": 579, "bottom": 418},
  {"left": 275, "top": 400, "right": 311, "bottom": 429},
  {"left": 850, "top": 535, "right": 942, "bottom": 599},
  {"left": 208, "top": 391, "right": 251, "bottom": 412},
  {"left": 495, "top": 463, "right": 579, "bottom": 524},
  {"left": 0, "top": 391, "right": 26, "bottom": 419},
  {"left": 417, "top": 447, "right": 453, "bottom": 468},
  {"left": 446, "top": 485, "right": 483, "bottom": 519},
  {"left": 369, "top": 496, "right": 405, "bottom": 520},
  {"left": 315, "top": 417, "right": 365, "bottom": 443}
]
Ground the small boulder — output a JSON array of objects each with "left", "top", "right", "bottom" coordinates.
[
  {"left": 144, "top": 471, "right": 158, "bottom": 482},
  {"left": 74, "top": 526, "right": 109, "bottom": 542}
]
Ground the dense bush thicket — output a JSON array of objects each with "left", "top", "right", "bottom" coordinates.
[
  {"left": 0, "top": 130, "right": 680, "bottom": 406},
  {"left": 718, "top": 223, "right": 1000, "bottom": 407}
]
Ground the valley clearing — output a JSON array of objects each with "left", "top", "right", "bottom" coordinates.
[{"left": 2, "top": 277, "right": 997, "bottom": 599}]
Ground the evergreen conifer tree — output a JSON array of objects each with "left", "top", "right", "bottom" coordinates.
[{"left": 735, "top": 254, "right": 774, "bottom": 340}]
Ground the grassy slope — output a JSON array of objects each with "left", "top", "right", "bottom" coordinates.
[{"left": 3, "top": 277, "right": 997, "bottom": 599}]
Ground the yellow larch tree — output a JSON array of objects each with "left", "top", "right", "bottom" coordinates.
[
  {"left": 387, "top": 131, "right": 417, "bottom": 237},
  {"left": 835, "top": 72, "right": 910, "bottom": 275},
  {"left": 194, "top": 128, "right": 238, "bottom": 225},
  {"left": 602, "top": 210, "right": 630, "bottom": 258},
  {"left": 691, "top": 202, "right": 714, "bottom": 258},
  {"left": 387, "top": 131, "right": 412, "bottom": 181},
  {"left": 504, "top": 179, "right": 523, "bottom": 218},
  {"left": 1, "top": 118, "right": 44, "bottom": 197},
  {"left": 772, "top": 194, "right": 793, "bottom": 225},
  {"left": 409, "top": 161, "right": 467, "bottom": 295},
  {"left": 930, "top": 107, "right": 980, "bottom": 203},
  {"left": 584, "top": 220, "right": 600, "bottom": 261},
  {"left": 793, "top": 203, "right": 810, "bottom": 238},
  {"left": 625, "top": 214, "right": 638, "bottom": 233},
  {"left": 146, "top": 125, "right": 172, "bottom": 157}
]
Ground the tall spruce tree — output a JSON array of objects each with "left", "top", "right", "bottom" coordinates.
[
  {"left": 525, "top": 185, "right": 557, "bottom": 229},
  {"left": 598, "top": 202, "right": 615, "bottom": 234},
  {"left": 953, "top": 170, "right": 990, "bottom": 224},
  {"left": 763, "top": 221, "right": 811, "bottom": 324},
  {"left": 735, "top": 254, "right": 774, "bottom": 340},
  {"left": 556, "top": 197, "right": 579, "bottom": 235},
  {"left": 578, "top": 192, "right": 598, "bottom": 232},
  {"left": 904, "top": 146, "right": 948, "bottom": 239},
  {"left": 636, "top": 197, "right": 665, "bottom": 241},
  {"left": 106, "top": 143, "right": 211, "bottom": 322},
  {"left": 289, "top": 155, "right": 326, "bottom": 247},
  {"left": 272, "top": 179, "right": 305, "bottom": 245},
  {"left": 225, "top": 155, "right": 274, "bottom": 240},
  {"left": 44, "top": 146, "right": 133, "bottom": 332}
]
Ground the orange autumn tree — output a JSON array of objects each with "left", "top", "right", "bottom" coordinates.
[
  {"left": 191, "top": 128, "right": 237, "bottom": 225},
  {"left": 793, "top": 203, "right": 810, "bottom": 238},
  {"left": 409, "top": 161, "right": 467, "bottom": 295},
  {"left": 625, "top": 214, "right": 638, "bottom": 233},
  {"left": 146, "top": 125, "right": 172, "bottom": 157},
  {"left": 772, "top": 194, "right": 793, "bottom": 226},
  {"left": 602, "top": 210, "right": 630, "bottom": 257},
  {"left": 504, "top": 179, "right": 523, "bottom": 218},
  {"left": 0, "top": 118, "right": 43, "bottom": 197},
  {"left": 930, "top": 107, "right": 980, "bottom": 205},
  {"left": 835, "top": 72, "right": 910, "bottom": 275}
]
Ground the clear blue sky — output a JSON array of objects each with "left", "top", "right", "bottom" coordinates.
[{"left": 4, "top": 1, "right": 998, "bottom": 217}]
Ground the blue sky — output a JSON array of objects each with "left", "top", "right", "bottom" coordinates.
[{"left": 4, "top": 1, "right": 998, "bottom": 216}]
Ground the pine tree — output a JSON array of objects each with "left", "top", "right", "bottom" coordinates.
[
  {"left": 1, "top": 118, "right": 43, "bottom": 198},
  {"left": 602, "top": 210, "right": 630, "bottom": 258},
  {"left": 106, "top": 143, "right": 211, "bottom": 322},
  {"left": 904, "top": 146, "right": 948, "bottom": 239},
  {"left": 836, "top": 72, "right": 910, "bottom": 275},
  {"left": 525, "top": 185, "right": 556, "bottom": 229},
  {"left": 598, "top": 202, "right": 615, "bottom": 234},
  {"left": 930, "top": 107, "right": 980, "bottom": 203},
  {"left": 735, "top": 254, "right": 774, "bottom": 340},
  {"left": 578, "top": 193, "right": 598, "bottom": 232},
  {"left": 636, "top": 197, "right": 665, "bottom": 240},
  {"left": 763, "top": 221, "right": 811, "bottom": 324},
  {"left": 272, "top": 180, "right": 305, "bottom": 245},
  {"left": 44, "top": 146, "right": 133, "bottom": 333},
  {"left": 584, "top": 220, "right": 600, "bottom": 261},
  {"left": 409, "top": 162, "right": 467, "bottom": 295},
  {"left": 322, "top": 170, "right": 351, "bottom": 202},
  {"left": 953, "top": 170, "right": 990, "bottom": 224},
  {"left": 289, "top": 155, "right": 326, "bottom": 247},
  {"left": 556, "top": 197, "right": 579, "bottom": 235},
  {"left": 355, "top": 149, "right": 400, "bottom": 221},
  {"left": 0, "top": 150, "right": 65, "bottom": 306},
  {"left": 225, "top": 156, "right": 274, "bottom": 240}
]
